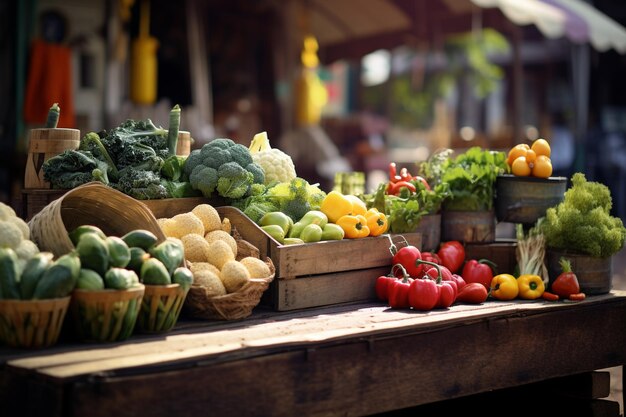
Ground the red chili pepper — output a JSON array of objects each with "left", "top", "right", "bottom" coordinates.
[
  {"left": 375, "top": 273, "right": 398, "bottom": 302},
  {"left": 388, "top": 181, "right": 416, "bottom": 196},
  {"left": 551, "top": 258, "right": 580, "bottom": 298},
  {"left": 461, "top": 259, "right": 496, "bottom": 290},
  {"left": 568, "top": 292, "right": 586, "bottom": 301},
  {"left": 455, "top": 282, "right": 489, "bottom": 304},
  {"left": 389, "top": 162, "right": 398, "bottom": 183},
  {"left": 389, "top": 237, "right": 422, "bottom": 278},
  {"left": 437, "top": 241, "right": 465, "bottom": 273},
  {"left": 542, "top": 291, "right": 559, "bottom": 301},
  {"left": 388, "top": 264, "right": 413, "bottom": 309},
  {"left": 400, "top": 167, "right": 411, "bottom": 181}
]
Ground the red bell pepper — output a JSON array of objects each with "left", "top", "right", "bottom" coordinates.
[
  {"left": 437, "top": 241, "right": 465, "bottom": 273},
  {"left": 448, "top": 273, "right": 466, "bottom": 291},
  {"left": 456, "top": 282, "right": 489, "bottom": 304},
  {"left": 413, "top": 260, "right": 458, "bottom": 309},
  {"left": 388, "top": 264, "right": 413, "bottom": 309},
  {"left": 389, "top": 236, "right": 422, "bottom": 278},
  {"left": 408, "top": 277, "right": 439, "bottom": 311},
  {"left": 461, "top": 259, "right": 496, "bottom": 290},
  {"left": 375, "top": 273, "right": 398, "bottom": 302},
  {"left": 551, "top": 257, "right": 580, "bottom": 298}
]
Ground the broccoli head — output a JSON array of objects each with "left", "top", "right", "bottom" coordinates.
[
  {"left": 216, "top": 162, "right": 254, "bottom": 199},
  {"left": 246, "top": 162, "right": 265, "bottom": 185}
]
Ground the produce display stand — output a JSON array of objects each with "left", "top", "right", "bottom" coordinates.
[
  {"left": 1, "top": 291, "right": 625, "bottom": 417},
  {"left": 143, "top": 199, "right": 422, "bottom": 311}
]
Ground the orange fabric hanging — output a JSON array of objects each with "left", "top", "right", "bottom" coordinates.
[{"left": 23, "top": 39, "right": 75, "bottom": 128}]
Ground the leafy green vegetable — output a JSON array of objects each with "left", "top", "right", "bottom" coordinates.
[
  {"left": 43, "top": 149, "right": 110, "bottom": 189},
  {"left": 540, "top": 172, "right": 626, "bottom": 258},
  {"left": 161, "top": 155, "right": 187, "bottom": 181},
  {"left": 115, "top": 168, "right": 168, "bottom": 200},
  {"left": 440, "top": 146, "right": 507, "bottom": 211}
]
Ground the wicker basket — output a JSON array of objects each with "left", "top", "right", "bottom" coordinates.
[
  {"left": 136, "top": 284, "right": 189, "bottom": 333},
  {"left": 69, "top": 285, "right": 145, "bottom": 343},
  {"left": 28, "top": 182, "right": 166, "bottom": 257},
  {"left": 183, "top": 258, "right": 275, "bottom": 320},
  {"left": 0, "top": 297, "right": 70, "bottom": 349}
]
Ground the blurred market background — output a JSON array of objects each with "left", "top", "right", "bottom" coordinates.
[{"left": 2, "top": 0, "right": 626, "bottom": 219}]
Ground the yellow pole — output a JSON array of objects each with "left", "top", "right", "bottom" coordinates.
[{"left": 130, "top": 0, "right": 159, "bottom": 105}]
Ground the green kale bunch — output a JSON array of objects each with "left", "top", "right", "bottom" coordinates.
[
  {"left": 184, "top": 138, "right": 265, "bottom": 199},
  {"left": 541, "top": 172, "right": 626, "bottom": 258}
]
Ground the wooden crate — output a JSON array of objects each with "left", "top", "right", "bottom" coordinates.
[
  {"left": 142, "top": 198, "right": 422, "bottom": 311},
  {"left": 464, "top": 239, "right": 517, "bottom": 275},
  {"left": 21, "top": 189, "right": 66, "bottom": 221}
]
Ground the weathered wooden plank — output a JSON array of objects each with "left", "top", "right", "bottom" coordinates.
[
  {"left": 25, "top": 294, "right": 626, "bottom": 417},
  {"left": 5, "top": 292, "right": 625, "bottom": 383},
  {"left": 270, "top": 266, "right": 387, "bottom": 310}
]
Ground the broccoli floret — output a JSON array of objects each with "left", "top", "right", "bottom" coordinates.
[
  {"left": 248, "top": 182, "right": 266, "bottom": 197},
  {"left": 246, "top": 162, "right": 265, "bottom": 185},
  {"left": 230, "top": 143, "right": 254, "bottom": 168},
  {"left": 183, "top": 149, "right": 203, "bottom": 177},
  {"left": 189, "top": 165, "right": 218, "bottom": 197},
  {"left": 201, "top": 147, "right": 233, "bottom": 169},
  {"left": 206, "top": 138, "right": 236, "bottom": 150},
  {"left": 216, "top": 162, "right": 254, "bottom": 199},
  {"left": 243, "top": 199, "right": 280, "bottom": 224}
]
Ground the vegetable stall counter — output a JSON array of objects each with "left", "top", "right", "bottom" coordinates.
[{"left": 1, "top": 291, "right": 626, "bottom": 417}]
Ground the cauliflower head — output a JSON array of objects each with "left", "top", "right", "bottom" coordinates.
[{"left": 249, "top": 131, "right": 296, "bottom": 184}]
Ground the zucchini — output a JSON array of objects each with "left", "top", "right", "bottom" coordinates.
[
  {"left": 69, "top": 225, "right": 107, "bottom": 246},
  {"left": 76, "top": 232, "right": 109, "bottom": 276},
  {"left": 121, "top": 229, "right": 158, "bottom": 251},
  {"left": 0, "top": 248, "right": 21, "bottom": 299},
  {"left": 76, "top": 268, "right": 105, "bottom": 290},
  {"left": 140, "top": 258, "right": 171, "bottom": 285},
  {"left": 106, "top": 236, "right": 131, "bottom": 268},
  {"left": 19, "top": 252, "right": 54, "bottom": 299},
  {"left": 32, "top": 252, "right": 81, "bottom": 299}
]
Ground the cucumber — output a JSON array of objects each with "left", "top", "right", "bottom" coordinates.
[
  {"left": 121, "top": 230, "right": 158, "bottom": 251},
  {"left": 127, "top": 247, "right": 150, "bottom": 274},
  {"left": 106, "top": 236, "right": 131, "bottom": 268},
  {"left": 69, "top": 225, "right": 107, "bottom": 246},
  {"left": 32, "top": 252, "right": 81, "bottom": 299},
  {"left": 149, "top": 238, "right": 184, "bottom": 276},
  {"left": 19, "top": 252, "right": 54, "bottom": 299},
  {"left": 140, "top": 258, "right": 171, "bottom": 285},
  {"left": 0, "top": 248, "right": 21, "bottom": 300},
  {"left": 76, "top": 268, "right": 105, "bottom": 290},
  {"left": 76, "top": 232, "right": 109, "bottom": 276},
  {"left": 104, "top": 268, "right": 138, "bottom": 290}
]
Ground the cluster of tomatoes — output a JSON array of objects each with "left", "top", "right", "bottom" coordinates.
[
  {"left": 375, "top": 239, "right": 490, "bottom": 311},
  {"left": 507, "top": 138, "right": 553, "bottom": 178}
]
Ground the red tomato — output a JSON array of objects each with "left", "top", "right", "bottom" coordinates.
[
  {"left": 455, "top": 282, "right": 488, "bottom": 304},
  {"left": 392, "top": 245, "right": 422, "bottom": 278},
  {"left": 437, "top": 241, "right": 465, "bottom": 273}
]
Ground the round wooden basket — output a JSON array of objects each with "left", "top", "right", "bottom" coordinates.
[
  {"left": 0, "top": 297, "right": 70, "bottom": 349},
  {"left": 183, "top": 258, "right": 275, "bottom": 321},
  {"left": 136, "top": 284, "right": 190, "bottom": 333},
  {"left": 28, "top": 182, "right": 166, "bottom": 257},
  {"left": 69, "top": 285, "right": 145, "bottom": 343}
]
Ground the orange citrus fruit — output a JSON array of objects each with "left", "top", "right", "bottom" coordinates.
[
  {"left": 507, "top": 144, "right": 530, "bottom": 166},
  {"left": 532, "top": 155, "right": 552, "bottom": 178},
  {"left": 511, "top": 156, "right": 531, "bottom": 176},
  {"left": 531, "top": 138, "right": 551, "bottom": 158},
  {"left": 525, "top": 149, "right": 537, "bottom": 165}
]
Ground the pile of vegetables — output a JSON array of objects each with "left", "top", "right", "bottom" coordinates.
[
  {"left": 43, "top": 105, "right": 199, "bottom": 199},
  {"left": 540, "top": 172, "right": 626, "bottom": 258}
]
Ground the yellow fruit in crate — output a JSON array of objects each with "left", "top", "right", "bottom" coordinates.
[
  {"left": 507, "top": 143, "right": 530, "bottom": 166},
  {"left": 511, "top": 156, "right": 531, "bottom": 176},
  {"left": 531, "top": 138, "right": 551, "bottom": 158},
  {"left": 532, "top": 155, "right": 553, "bottom": 178}
]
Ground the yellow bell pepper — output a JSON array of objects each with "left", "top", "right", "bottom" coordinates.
[
  {"left": 517, "top": 274, "right": 545, "bottom": 299},
  {"left": 320, "top": 191, "right": 353, "bottom": 223},
  {"left": 336, "top": 214, "right": 370, "bottom": 238},
  {"left": 490, "top": 274, "right": 519, "bottom": 300},
  {"left": 345, "top": 194, "right": 367, "bottom": 216},
  {"left": 364, "top": 208, "right": 388, "bottom": 237}
]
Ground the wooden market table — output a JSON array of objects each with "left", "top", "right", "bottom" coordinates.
[{"left": 1, "top": 291, "right": 626, "bottom": 417}]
